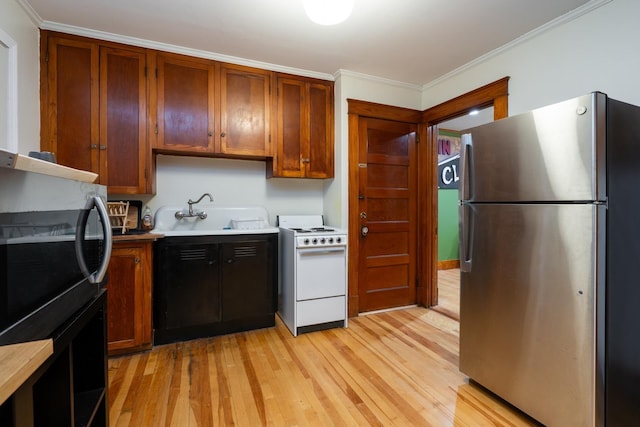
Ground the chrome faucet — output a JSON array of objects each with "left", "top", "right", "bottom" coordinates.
[{"left": 175, "top": 193, "right": 213, "bottom": 220}]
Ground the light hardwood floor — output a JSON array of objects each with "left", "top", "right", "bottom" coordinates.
[
  {"left": 108, "top": 289, "right": 539, "bottom": 426},
  {"left": 434, "top": 268, "right": 461, "bottom": 321}
]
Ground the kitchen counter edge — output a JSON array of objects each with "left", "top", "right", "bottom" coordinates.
[{"left": 0, "top": 339, "right": 53, "bottom": 405}]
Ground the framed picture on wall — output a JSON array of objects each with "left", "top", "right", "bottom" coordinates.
[{"left": 437, "top": 128, "right": 460, "bottom": 189}]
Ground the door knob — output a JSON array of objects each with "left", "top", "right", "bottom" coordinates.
[{"left": 361, "top": 226, "right": 369, "bottom": 237}]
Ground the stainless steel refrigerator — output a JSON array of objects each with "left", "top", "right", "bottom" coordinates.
[{"left": 459, "top": 92, "right": 640, "bottom": 426}]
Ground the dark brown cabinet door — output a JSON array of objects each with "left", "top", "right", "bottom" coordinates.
[
  {"left": 107, "top": 241, "right": 152, "bottom": 355},
  {"left": 42, "top": 35, "right": 99, "bottom": 177},
  {"left": 155, "top": 53, "right": 216, "bottom": 153},
  {"left": 41, "top": 32, "right": 152, "bottom": 194},
  {"left": 220, "top": 64, "right": 272, "bottom": 157},
  {"left": 100, "top": 46, "right": 150, "bottom": 194},
  {"left": 307, "top": 82, "right": 334, "bottom": 178},
  {"left": 274, "top": 76, "right": 334, "bottom": 178}
]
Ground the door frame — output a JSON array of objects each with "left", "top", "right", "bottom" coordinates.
[
  {"left": 420, "top": 76, "right": 510, "bottom": 307},
  {"left": 347, "top": 76, "right": 510, "bottom": 316},
  {"left": 347, "top": 101, "right": 421, "bottom": 317}
]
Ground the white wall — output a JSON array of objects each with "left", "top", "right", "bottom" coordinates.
[
  {"left": 422, "top": 0, "right": 640, "bottom": 114},
  {"left": 0, "top": 0, "right": 39, "bottom": 154},
  {"left": 121, "top": 155, "right": 324, "bottom": 226}
]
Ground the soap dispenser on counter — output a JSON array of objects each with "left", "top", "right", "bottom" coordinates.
[{"left": 141, "top": 206, "right": 153, "bottom": 231}]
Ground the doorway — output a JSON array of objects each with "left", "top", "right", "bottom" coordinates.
[
  {"left": 431, "top": 106, "right": 494, "bottom": 320},
  {"left": 347, "top": 76, "right": 510, "bottom": 316}
]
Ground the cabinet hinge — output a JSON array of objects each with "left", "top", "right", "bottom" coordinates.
[
  {"left": 155, "top": 124, "right": 158, "bottom": 135},
  {"left": 155, "top": 68, "right": 158, "bottom": 78},
  {"left": 45, "top": 50, "right": 49, "bottom": 63},
  {"left": 144, "top": 66, "right": 147, "bottom": 78},
  {"left": 416, "top": 133, "right": 420, "bottom": 143}
]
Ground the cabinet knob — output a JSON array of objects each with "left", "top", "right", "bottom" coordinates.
[
  {"left": 220, "top": 132, "right": 226, "bottom": 138},
  {"left": 208, "top": 131, "right": 213, "bottom": 137}
]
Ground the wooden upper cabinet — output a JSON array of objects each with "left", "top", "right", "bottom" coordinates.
[
  {"left": 154, "top": 53, "right": 216, "bottom": 153},
  {"left": 41, "top": 35, "right": 99, "bottom": 176},
  {"left": 100, "top": 46, "right": 151, "bottom": 194},
  {"left": 41, "top": 31, "right": 152, "bottom": 194},
  {"left": 271, "top": 75, "right": 334, "bottom": 178},
  {"left": 220, "top": 64, "right": 272, "bottom": 157}
]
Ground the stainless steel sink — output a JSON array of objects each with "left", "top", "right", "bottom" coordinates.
[{"left": 152, "top": 205, "right": 278, "bottom": 236}]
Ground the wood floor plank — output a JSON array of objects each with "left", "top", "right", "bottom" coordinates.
[{"left": 108, "top": 305, "right": 541, "bottom": 426}]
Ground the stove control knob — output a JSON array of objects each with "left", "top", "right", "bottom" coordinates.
[
  {"left": 312, "top": 238, "right": 318, "bottom": 245},
  {"left": 328, "top": 237, "right": 334, "bottom": 244},
  {"left": 304, "top": 238, "right": 310, "bottom": 245},
  {"left": 320, "top": 238, "right": 326, "bottom": 244},
  {"left": 336, "top": 237, "right": 342, "bottom": 243}
]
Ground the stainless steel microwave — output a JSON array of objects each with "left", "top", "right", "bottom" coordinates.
[{"left": 0, "top": 168, "right": 112, "bottom": 345}]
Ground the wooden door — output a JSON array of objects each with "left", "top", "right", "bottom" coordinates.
[
  {"left": 100, "top": 46, "right": 149, "bottom": 194},
  {"left": 155, "top": 54, "right": 215, "bottom": 153},
  {"left": 42, "top": 36, "right": 99, "bottom": 176},
  {"left": 220, "top": 64, "right": 271, "bottom": 157},
  {"left": 358, "top": 118, "right": 417, "bottom": 312}
]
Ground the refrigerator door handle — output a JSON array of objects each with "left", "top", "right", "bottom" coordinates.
[
  {"left": 460, "top": 133, "right": 473, "bottom": 202},
  {"left": 459, "top": 204, "right": 473, "bottom": 272}
]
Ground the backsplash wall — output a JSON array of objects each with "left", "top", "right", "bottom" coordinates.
[{"left": 122, "top": 154, "right": 325, "bottom": 226}]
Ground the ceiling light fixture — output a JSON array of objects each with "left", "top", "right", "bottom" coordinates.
[{"left": 303, "top": 0, "right": 354, "bottom": 26}]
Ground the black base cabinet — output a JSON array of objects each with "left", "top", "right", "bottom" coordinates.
[
  {"left": 154, "top": 234, "right": 277, "bottom": 345},
  {"left": 1, "top": 290, "right": 108, "bottom": 427}
]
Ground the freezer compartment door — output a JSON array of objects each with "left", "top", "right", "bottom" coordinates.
[
  {"left": 459, "top": 203, "right": 602, "bottom": 426},
  {"left": 460, "top": 92, "right": 606, "bottom": 203}
]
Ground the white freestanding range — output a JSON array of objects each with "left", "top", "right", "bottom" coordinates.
[{"left": 278, "top": 215, "right": 348, "bottom": 336}]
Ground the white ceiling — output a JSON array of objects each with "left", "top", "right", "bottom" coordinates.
[{"left": 22, "top": 0, "right": 595, "bottom": 86}]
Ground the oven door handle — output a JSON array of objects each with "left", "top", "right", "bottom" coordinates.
[
  {"left": 76, "top": 195, "right": 113, "bottom": 284},
  {"left": 298, "top": 247, "right": 346, "bottom": 255}
]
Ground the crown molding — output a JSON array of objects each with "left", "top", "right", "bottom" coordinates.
[
  {"left": 37, "top": 21, "right": 336, "bottom": 81},
  {"left": 422, "top": 0, "right": 613, "bottom": 90},
  {"left": 15, "top": 0, "right": 42, "bottom": 26},
  {"left": 334, "top": 69, "right": 422, "bottom": 92}
]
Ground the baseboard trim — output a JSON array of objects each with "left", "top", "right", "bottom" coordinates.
[{"left": 438, "top": 260, "right": 460, "bottom": 270}]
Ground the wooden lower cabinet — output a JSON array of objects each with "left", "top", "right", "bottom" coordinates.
[{"left": 107, "top": 240, "right": 153, "bottom": 355}]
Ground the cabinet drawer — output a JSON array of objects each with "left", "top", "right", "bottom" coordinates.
[{"left": 296, "top": 296, "right": 345, "bottom": 327}]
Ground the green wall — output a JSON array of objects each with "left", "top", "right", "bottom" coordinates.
[{"left": 437, "top": 189, "right": 459, "bottom": 261}]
